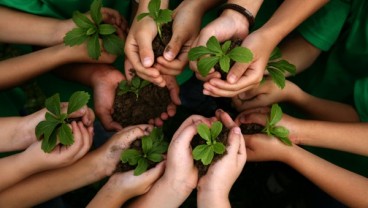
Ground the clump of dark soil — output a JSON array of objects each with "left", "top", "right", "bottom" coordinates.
[
  {"left": 113, "top": 83, "right": 171, "bottom": 127},
  {"left": 240, "top": 123, "right": 264, "bottom": 134},
  {"left": 152, "top": 22, "right": 173, "bottom": 58}
]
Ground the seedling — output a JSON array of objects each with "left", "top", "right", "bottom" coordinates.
[
  {"left": 136, "top": 0, "right": 173, "bottom": 41},
  {"left": 262, "top": 104, "right": 292, "bottom": 146},
  {"left": 120, "top": 127, "right": 168, "bottom": 176},
  {"left": 192, "top": 121, "right": 226, "bottom": 165},
  {"left": 188, "top": 36, "right": 253, "bottom": 77},
  {"left": 117, "top": 76, "right": 151, "bottom": 99},
  {"left": 64, "top": 0, "right": 124, "bottom": 60},
  {"left": 266, "top": 47, "right": 296, "bottom": 89},
  {"left": 35, "top": 91, "right": 90, "bottom": 153}
]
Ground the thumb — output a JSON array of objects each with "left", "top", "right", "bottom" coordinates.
[{"left": 164, "top": 35, "right": 185, "bottom": 61}]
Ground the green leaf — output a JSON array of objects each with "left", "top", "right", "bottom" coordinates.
[
  {"left": 269, "top": 47, "right": 282, "bottom": 61},
  {"left": 193, "top": 144, "right": 208, "bottom": 160},
  {"left": 210, "top": 121, "right": 222, "bottom": 140},
  {"left": 90, "top": 0, "right": 102, "bottom": 24},
  {"left": 102, "top": 34, "right": 125, "bottom": 55},
  {"left": 87, "top": 34, "right": 101, "bottom": 60},
  {"left": 147, "top": 153, "right": 163, "bottom": 162},
  {"left": 64, "top": 28, "right": 89, "bottom": 46},
  {"left": 131, "top": 76, "right": 141, "bottom": 88},
  {"left": 140, "top": 80, "right": 151, "bottom": 88},
  {"left": 221, "top": 41, "right": 231, "bottom": 53},
  {"left": 213, "top": 142, "right": 226, "bottom": 154},
  {"left": 59, "top": 123, "right": 74, "bottom": 145},
  {"left": 35, "top": 120, "right": 59, "bottom": 140},
  {"left": 206, "top": 36, "right": 222, "bottom": 54},
  {"left": 86, "top": 27, "right": 97, "bottom": 36},
  {"left": 98, "top": 24, "right": 116, "bottom": 35},
  {"left": 219, "top": 55, "right": 230, "bottom": 73},
  {"left": 45, "top": 93, "right": 61, "bottom": 116},
  {"left": 156, "top": 9, "right": 173, "bottom": 24},
  {"left": 134, "top": 158, "right": 149, "bottom": 176},
  {"left": 136, "top": 12, "right": 150, "bottom": 21},
  {"left": 67, "top": 91, "right": 90, "bottom": 115},
  {"left": 41, "top": 128, "right": 58, "bottom": 153},
  {"left": 45, "top": 112, "right": 61, "bottom": 123},
  {"left": 121, "top": 149, "right": 142, "bottom": 165},
  {"left": 271, "top": 126, "right": 289, "bottom": 138},
  {"left": 278, "top": 136, "right": 293, "bottom": 146},
  {"left": 228, "top": 47, "right": 253, "bottom": 63},
  {"left": 197, "top": 123, "right": 211, "bottom": 142},
  {"left": 188, "top": 46, "right": 213, "bottom": 61},
  {"left": 201, "top": 146, "right": 214, "bottom": 165},
  {"left": 268, "top": 60, "right": 296, "bottom": 76},
  {"left": 269, "top": 104, "right": 282, "bottom": 126},
  {"left": 142, "top": 136, "right": 153, "bottom": 154},
  {"left": 148, "top": 0, "right": 161, "bottom": 16},
  {"left": 267, "top": 66, "right": 286, "bottom": 89},
  {"left": 197, "top": 56, "right": 219, "bottom": 77},
  {"left": 72, "top": 11, "right": 94, "bottom": 29}
]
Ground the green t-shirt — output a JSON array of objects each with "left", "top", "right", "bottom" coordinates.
[
  {"left": 354, "top": 78, "right": 368, "bottom": 122},
  {"left": 292, "top": 0, "right": 368, "bottom": 177}
]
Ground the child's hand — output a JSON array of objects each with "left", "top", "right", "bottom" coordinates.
[
  {"left": 23, "top": 121, "right": 93, "bottom": 171},
  {"left": 197, "top": 126, "right": 246, "bottom": 207}
]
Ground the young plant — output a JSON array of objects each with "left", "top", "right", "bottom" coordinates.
[
  {"left": 35, "top": 91, "right": 90, "bottom": 153},
  {"left": 136, "top": 0, "right": 173, "bottom": 40},
  {"left": 266, "top": 47, "right": 296, "bottom": 89},
  {"left": 192, "top": 121, "right": 226, "bottom": 165},
  {"left": 262, "top": 104, "right": 292, "bottom": 146},
  {"left": 117, "top": 76, "right": 151, "bottom": 98},
  {"left": 64, "top": 0, "right": 124, "bottom": 60},
  {"left": 188, "top": 36, "right": 253, "bottom": 77},
  {"left": 120, "top": 127, "right": 168, "bottom": 176}
]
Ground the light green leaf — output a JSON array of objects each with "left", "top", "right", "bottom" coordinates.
[
  {"left": 142, "top": 136, "right": 153, "bottom": 154},
  {"left": 136, "top": 12, "right": 150, "bottom": 21},
  {"left": 213, "top": 142, "right": 226, "bottom": 154},
  {"left": 268, "top": 60, "right": 296, "bottom": 76},
  {"left": 67, "top": 91, "right": 90, "bottom": 115},
  {"left": 87, "top": 34, "right": 100, "bottom": 60},
  {"left": 201, "top": 146, "right": 214, "bottom": 165},
  {"left": 278, "top": 136, "right": 293, "bottom": 146},
  {"left": 148, "top": 0, "right": 161, "bottom": 16},
  {"left": 221, "top": 41, "right": 231, "bottom": 53},
  {"left": 120, "top": 149, "right": 142, "bottom": 165},
  {"left": 228, "top": 47, "right": 253, "bottom": 63},
  {"left": 134, "top": 158, "right": 149, "bottom": 176},
  {"left": 90, "top": 0, "right": 102, "bottom": 24},
  {"left": 197, "top": 123, "right": 211, "bottom": 142},
  {"left": 197, "top": 56, "right": 219, "bottom": 77},
  {"left": 147, "top": 153, "right": 163, "bottom": 162},
  {"left": 102, "top": 34, "right": 125, "bottom": 55},
  {"left": 64, "top": 28, "right": 88, "bottom": 46},
  {"left": 188, "top": 46, "right": 213, "bottom": 61},
  {"left": 156, "top": 9, "right": 173, "bottom": 24},
  {"left": 269, "top": 47, "right": 282, "bottom": 61},
  {"left": 219, "top": 55, "right": 230, "bottom": 73},
  {"left": 59, "top": 123, "right": 74, "bottom": 145},
  {"left": 72, "top": 11, "right": 94, "bottom": 29},
  {"left": 267, "top": 66, "right": 286, "bottom": 89},
  {"left": 271, "top": 126, "right": 289, "bottom": 138},
  {"left": 45, "top": 93, "right": 61, "bottom": 116},
  {"left": 98, "top": 24, "right": 116, "bottom": 35},
  {"left": 193, "top": 144, "right": 209, "bottom": 160},
  {"left": 210, "top": 121, "right": 223, "bottom": 140},
  {"left": 206, "top": 36, "right": 222, "bottom": 54},
  {"left": 269, "top": 104, "right": 282, "bottom": 126}
]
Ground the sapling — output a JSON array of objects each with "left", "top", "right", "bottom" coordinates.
[
  {"left": 35, "top": 91, "right": 90, "bottom": 153},
  {"left": 136, "top": 0, "right": 173, "bottom": 41},
  {"left": 192, "top": 121, "right": 226, "bottom": 165},
  {"left": 188, "top": 36, "right": 253, "bottom": 77},
  {"left": 120, "top": 127, "right": 168, "bottom": 176},
  {"left": 117, "top": 76, "right": 151, "bottom": 99},
  {"left": 262, "top": 104, "right": 292, "bottom": 146},
  {"left": 63, "top": 0, "right": 124, "bottom": 60}
]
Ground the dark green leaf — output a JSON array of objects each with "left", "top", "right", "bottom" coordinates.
[
  {"left": 41, "top": 128, "right": 58, "bottom": 153},
  {"left": 206, "top": 36, "right": 222, "bottom": 54},
  {"left": 67, "top": 91, "right": 90, "bottom": 115},
  {"left": 228, "top": 47, "right": 253, "bottom": 63},
  {"left": 45, "top": 93, "right": 61, "bottom": 116},
  {"left": 219, "top": 55, "right": 230, "bottom": 73},
  {"left": 221, "top": 41, "right": 231, "bottom": 53},
  {"left": 140, "top": 80, "right": 151, "bottom": 88},
  {"left": 87, "top": 34, "right": 100, "bottom": 60},
  {"left": 271, "top": 126, "right": 289, "bottom": 138},
  {"left": 98, "top": 24, "right": 116, "bottom": 35},
  {"left": 59, "top": 123, "right": 74, "bottom": 145},
  {"left": 267, "top": 66, "right": 286, "bottom": 89},
  {"left": 188, "top": 46, "right": 213, "bottom": 61},
  {"left": 213, "top": 142, "right": 226, "bottom": 154},
  {"left": 156, "top": 9, "right": 173, "bottom": 24},
  {"left": 64, "top": 28, "right": 88, "bottom": 46},
  {"left": 197, "top": 56, "right": 219, "bottom": 77},
  {"left": 201, "top": 146, "right": 214, "bottom": 165},
  {"left": 45, "top": 112, "right": 61, "bottom": 123},
  {"left": 142, "top": 136, "right": 153, "bottom": 154},
  {"left": 278, "top": 136, "right": 293, "bottom": 146},
  {"left": 269, "top": 104, "right": 282, "bottom": 126},
  {"left": 90, "top": 0, "right": 102, "bottom": 24},
  {"left": 121, "top": 149, "right": 142, "bottom": 165},
  {"left": 147, "top": 153, "right": 163, "bottom": 162},
  {"left": 269, "top": 47, "right": 282, "bottom": 61},
  {"left": 197, "top": 123, "right": 211, "bottom": 142},
  {"left": 131, "top": 76, "right": 141, "bottom": 88},
  {"left": 86, "top": 27, "right": 97, "bottom": 36},
  {"left": 210, "top": 121, "right": 222, "bottom": 140},
  {"left": 35, "top": 120, "right": 59, "bottom": 140},
  {"left": 72, "top": 11, "right": 94, "bottom": 29},
  {"left": 102, "top": 34, "right": 125, "bottom": 56},
  {"left": 136, "top": 12, "right": 150, "bottom": 21},
  {"left": 134, "top": 158, "right": 149, "bottom": 176}
]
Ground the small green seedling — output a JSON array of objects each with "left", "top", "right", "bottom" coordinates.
[
  {"left": 117, "top": 76, "right": 151, "bottom": 98},
  {"left": 136, "top": 0, "right": 173, "bottom": 40},
  {"left": 262, "top": 104, "right": 292, "bottom": 146},
  {"left": 192, "top": 121, "right": 226, "bottom": 165},
  {"left": 266, "top": 47, "right": 296, "bottom": 89},
  {"left": 35, "top": 91, "right": 90, "bottom": 153},
  {"left": 64, "top": 0, "right": 124, "bottom": 60},
  {"left": 188, "top": 36, "right": 253, "bottom": 77},
  {"left": 120, "top": 127, "right": 168, "bottom": 176}
]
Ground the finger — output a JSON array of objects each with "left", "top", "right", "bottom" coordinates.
[
  {"left": 136, "top": 32, "right": 155, "bottom": 68},
  {"left": 164, "top": 34, "right": 186, "bottom": 61},
  {"left": 154, "top": 117, "right": 164, "bottom": 127},
  {"left": 170, "top": 122, "right": 199, "bottom": 148},
  {"left": 215, "top": 109, "right": 237, "bottom": 129},
  {"left": 208, "top": 74, "right": 261, "bottom": 92},
  {"left": 81, "top": 107, "right": 95, "bottom": 127},
  {"left": 142, "top": 161, "right": 166, "bottom": 183},
  {"left": 136, "top": 71, "right": 166, "bottom": 87},
  {"left": 227, "top": 62, "right": 250, "bottom": 84},
  {"left": 166, "top": 103, "right": 176, "bottom": 117},
  {"left": 116, "top": 125, "right": 153, "bottom": 148},
  {"left": 73, "top": 122, "right": 93, "bottom": 159},
  {"left": 98, "top": 112, "right": 123, "bottom": 131},
  {"left": 226, "top": 127, "right": 242, "bottom": 155},
  {"left": 172, "top": 115, "right": 209, "bottom": 139}
]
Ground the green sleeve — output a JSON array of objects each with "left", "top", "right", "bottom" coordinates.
[
  {"left": 297, "top": 0, "right": 350, "bottom": 51},
  {"left": 354, "top": 78, "right": 368, "bottom": 122}
]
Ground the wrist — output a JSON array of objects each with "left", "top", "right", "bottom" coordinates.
[
  {"left": 158, "top": 176, "right": 195, "bottom": 201},
  {"left": 197, "top": 190, "right": 230, "bottom": 208}
]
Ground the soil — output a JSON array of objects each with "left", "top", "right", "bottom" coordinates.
[
  {"left": 214, "top": 39, "right": 243, "bottom": 79},
  {"left": 112, "top": 22, "right": 173, "bottom": 127},
  {"left": 240, "top": 123, "right": 264, "bottom": 134}
]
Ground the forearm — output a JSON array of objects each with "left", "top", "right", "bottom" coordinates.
[
  {"left": 197, "top": 191, "right": 230, "bottom": 208},
  {"left": 0, "top": 6, "right": 67, "bottom": 46},
  {"left": 285, "top": 146, "right": 368, "bottom": 207},
  {"left": 228, "top": 0, "right": 263, "bottom": 17},
  {"left": 292, "top": 120, "right": 368, "bottom": 156},
  {"left": 178, "top": 0, "right": 224, "bottom": 16}
]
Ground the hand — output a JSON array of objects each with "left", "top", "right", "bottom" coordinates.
[
  {"left": 91, "top": 65, "right": 125, "bottom": 131},
  {"left": 23, "top": 121, "right": 93, "bottom": 171},
  {"left": 197, "top": 126, "right": 246, "bottom": 207}
]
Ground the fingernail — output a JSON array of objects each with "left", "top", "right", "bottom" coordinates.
[
  {"left": 143, "top": 57, "right": 152, "bottom": 67},
  {"left": 164, "top": 51, "right": 174, "bottom": 61},
  {"left": 233, "top": 127, "right": 241, "bottom": 134},
  {"left": 228, "top": 74, "right": 237, "bottom": 84}
]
